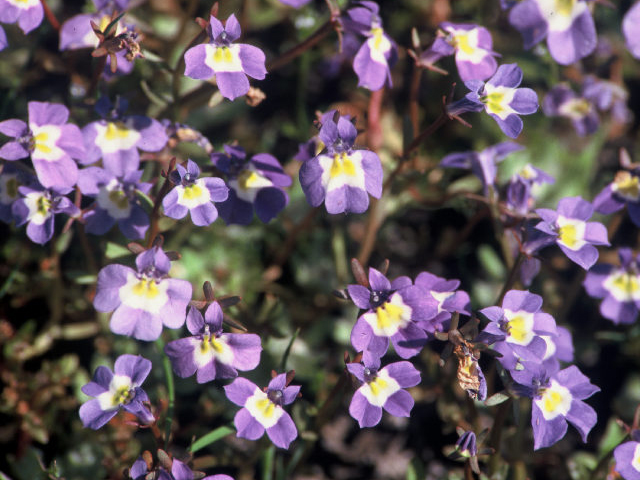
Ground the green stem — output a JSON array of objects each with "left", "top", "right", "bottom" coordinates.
[{"left": 156, "top": 338, "right": 175, "bottom": 449}]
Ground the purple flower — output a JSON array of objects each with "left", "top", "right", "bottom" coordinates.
[
  {"left": 509, "top": 0, "right": 596, "bottom": 65},
  {"left": 77, "top": 167, "right": 151, "bottom": 239},
  {"left": 0, "top": 102, "right": 85, "bottom": 189},
  {"left": 0, "top": 0, "right": 43, "bottom": 34},
  {"left": 278, "top": 0, "right": 312, "bottom": 6},
  {"left": 299, "top": 112, "right": 382, "bottom": 214},
  {"left": 211, "top": 145, "right": 291, "bottom": 225},
  {"left": 543, "top": 84, "right": 599, "bottom": 136},
  {"left": 539, "top": 326, "right": 574, "bottom": 374},
  {"left": 348, "top": 267, "right": 437, "bottom": 359},
  {"left": 623, "top": 2, "right": 640, "bottom": 60},
  {"left": 59, "top": 1, "right": 132, "bottom": 51},
  {"left": 343, "top": 1, "right": 398, "bottom": 91},
  {"left": 582, "top": 76, "right": 632, "bottom": 125},
  {"left": 440, "top": 141, "right": 524, "bottom": 195},
  {"left": 511, "top": 363, "right": 599, "bottom": 450},
  {"left": 79, "top": 354, "right": 154, "bottom": 430},
  {"left": 347, "top": 356, "right": 420, "bottom": 428},
  {"left": 593, "top": 169, "right": 640, "bottom": 227},
  {"left": 479, "top": 290, "right": 557, "bottom": 371},
  {"left": 535, "top": 196, "right": 609, "bottom": 270},
  {"left": 130, "top": 457, "right": 232, "bottom": 480},
  {"left": 0, "top": 25, "right": 7, "bottom": 51},
  {"left": 162, "top": 160, "right": 228, "bottom": 226},
  {"left": 455, "top": 430, "right": 478, "bottom": 458},
  {"left": 0, "top": 163, "right": 35, "bottom": 223},
  {"left": 506, "top": 164, "right": 554, "bottom": 215},
  {"left": 184, "top": 14, "right": 267, "bottom": 101},
  {"left": 164, "top": 302, "right": 262, "bottom": 383},
  {"left": 413, "top": 271, "right": 470, "bottom": 333},
  {"left": 584, "top": 248, "right": 640, "bottom": 325},
  {"left": 12, "top": 184, "right": 79, "bottom": 245},
  {"left": 224, "top": 373, "right": 300, "bottom": 449},
  {"left": 431, "top": 23, "right": 498, "bottom": 81},
  {"left": 81, "top": 96, "right": 168, "bottom": 176},
  {"left": 449, "top": 63, "right": 538, "bottom": 138},
  {"left": 614, "top": 436, "right": 640, "bottom": 480},
  {"left": 93, "top": 246, "right": 192, "bottom": 341},
  {"left": 162, "top": 120, "right": 214, "bottom": 154}
]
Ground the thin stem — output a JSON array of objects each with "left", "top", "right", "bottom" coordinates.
[
  {"left": 146, "top": 160, "right": 176, "bottom": 249},
  {"left": 408, "top": 65, "right": 422, "bottom": 137},
  {"left": 156, "top": 338, "right": 175, "bottom": 450},
  {"left": 39, "top": 0, "right": 60, "bottom": 31},
  {"left": 267, "top": 19, "right": 337, "bottom": 72},
  {"left": 488, "top": 398, "right": 512, "bottom": 475},
  {"left": 495, "top": 251, "right": 524, "bottom": 305},
  {"left": 172, "top": 26, "right": 209, "bottom": 121}
]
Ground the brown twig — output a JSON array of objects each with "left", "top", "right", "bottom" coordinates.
[
  {"left": 39, "top": 0, "right": 60, "bottom": 31},
  {"left": 146, "top": 158, "right": 177, "bottom": 249}
]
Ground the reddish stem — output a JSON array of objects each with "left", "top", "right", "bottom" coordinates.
[{"left": 40, "top": 0, "right": 60, "bottom": 31}]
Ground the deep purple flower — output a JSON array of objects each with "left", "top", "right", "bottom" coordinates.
[
  {"left": 615, "top": 435, "right": 640, "bottom": 480},
  {"left": 81, "top": 96, "right": 168, "bottom": 176},
  {"left": 12, "top": 184, "right": 79, "bottom": 245},
  {"left": 130, "top": 457, "right": 232, "bottom": 480},
  {"left": 455, "top": 430, "right": 478, "bottom": 458},
  {"left": 429, "top": 23, "right": 498, "bottom": 81},
  {"left": 184, "top": 14, "right": 267, "bottom": 100},
  {"left": 448, "top": 63, "right": 538, "bottom": 138},
  {"left": 623, "top": 2, "right": 640, "bottom": 60},
  {"left": 299, "top": 112, "right": 382, "bottom": 214},
  {"left": 93, "top": 246, "right": 192, "bottom": 341},
  {"left": 347, "top": 356, "right": 420, "bottom": 428},
  {"left": 0, "top": 0, "right": 43, "bottom": 34},
  {"left": 164, "top": 302, "right": 262, "bottom": 383},
  {"left": 0, "top": 25, "right": 7, "bottom": 51},
  {"left": 543, "top": 84, "right": 599, "bottom": 136},
  {"left": 162, "top": 160, "right": 228, "bottom": 226},
  {"left": 0, "top": 163, "right": 35, "bottom": 223},
  {"left": 582, "top": 76, "right": 632, "bottom": 125},
  {"left": 348, "top": 267, "right": 437, "bottom": 359},
  {"left": 77, "top": 167, "right": 151, "bottom": 239},
  {"left": 79, "top": 354, "right": 154, "bottom": 430},
  {"left": 506, "top": 163, "right": 554, "bottom": 215},
  {"left": 479, "top": 290, "right": 558, "bottom": 371},
  {"left": 440, "top": 141, "right": 523, "bottom": 195},
  {"left": 211, "top": 145, "right": 291, "bottom": 225},
  {"left": 0, "top": 102, "right": 85, "bottom": 189},
  {"left": 593, "top": 169, "right": 640, "bottom": 227},
  {"left": 224, "top": 373, "right": 300, "bottom": 449},
  {"left": 511, "top": 363, "right": 599, "bottom": 450},
  {"left": 343, "top": 1, "right": 398, "bottom": 91},
  {"left": 584, "top": 248, "right": 640, "bottom": 325},
  {"left": 535, "top": 196, "right": 609, "bottom": 270},
  {"left": 509, "top": 0, "right": 596, "bottom": 65},
  {"left": 413, "top": 271, "right": 470, "bottom": 333}
]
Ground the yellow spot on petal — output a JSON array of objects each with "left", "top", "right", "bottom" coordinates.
[
  {"left": 543, "top": 390, "right": 563, "bottom": 413},
  {"left": 131, "top": 279, "right": 160, "bottom": 299},
  {"left": 612, "top": 273, "right": 640, "bottom": 296},
  {"left": 555, "top": 0, "right": 575, "bottom": 16},
  {"left": 108, "top": 189, "right": 130, "bottom": 210},
  {"left": 105, "top": 122, "right": 132, "bottom": 141},
  {"left": 375, "top": 302, "right": 404, "bottom": 330},
  {"left": 36, "top": 195, "right": 51, "bottom": 217},
  {"left": 238, "top": 170, "right": 262, "bottom": 190},
  {"left": 34, "top": 132, "right": 52, "bottom": 154},
  {"left": 558, "top": 224, "right": 578, "bottom": 249},
  {"left": 330, "top": 152, "right": 357, "bottom": 179},
  {"left": 454, "top": 32, "right": 474, "bottom": 55},
  {"left": 113, "top": 385, "right": 133, "bottom": 404},
  {"left": 484, "top": 91, "right": 505, "bottom": 115},
  {"left": 507, "top": 315, "right": 530, "bottom": 343},
  {"left": 213, "top": 46, "right": 234, "bottom": 64},
  {"left": 613, "top": 171, "right": 640, "bottom": 201},
  {"left": 371, "top": 27, "right": 384, "bottom": 51},
  {"left": 255, "top": 398, "right": 276, "bottom": 418},
  {"left": 368, "top": 376, "right": 388, "bottom": 397},
  {"left": 182, "top": 183, "right": 203, "bottom": 200}
]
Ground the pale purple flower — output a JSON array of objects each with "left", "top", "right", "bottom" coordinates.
[
  {"left": 348, "top": 267, "right": 437, "bottom": 359},
  {"left": 347, "top": 356, "right": 420, "bottom": 428},
  {"left": 593, "top": 169, "right": 640, "bottom": 227},
  {"left": 77, "top": 167, "right": 151, "bottom": 239},
  {"left": 164, "top": 302, "right": 262, "bottom": 383},
  {"left": 79, "top": 354, "right": 154, "bottom": 430},
  {"left": 582, "top": 76, "right": 632, "bottom": 125},
  {"left": 509, "top": 0, "right": 597, "bottom": 65},
  {"left": 584, "top": 248, "right": 640, "bottom": 325},
  {"left": 535, "top": 196, "right": 609, "bottom": 270},
  {"left": 623, "top": 2, "right": 640, "bottom": 60},
  {"left": 0, "top": 102, "right": 85, "bottom": 189},
  {"left": 129, "top": 457, "right": 232, "bottom": 480},
  {"left": 184, "top": 14, "right": 267, "bottom": 100},
  {"left": 12, "top": 184, "right": 79, "bottom": 245},
  {"left": 211, "top": 145, "right": 291, "bottom": 225},
  {"left": 0, "top": 0, "right": 43, "bottom": 34},
  {"left": 0, "top": 163, "right": 35, "bottom": 223},
  {"left": 299, "top": 112, "right": 382, "bottom": 214},
  {"left": 224, "top": 373, "right": 300, "bottom": 449},
  {"left": 543, "top": 84, "right": 599, "bottom": 136},
  {"left": 278, "top": 0, "right": 312, "bottom": 6},
  {"left": 81, "top": 97, "right": 168, "bottom": 176},
  {"left": 162, "top": 120, "right": 213, "bottom": 154},
  {"left": 0, "top": 25, "right": 7, "bottom": 51},
  {"left": 413, "top": 271, "right": 470, "bottom": 333},
  {"left": 343, "top": 1, "right": 398, "bottom": 91},
  {"left": 93, "top": 246, "right": 192, "bottom": 341},
  {"left": 614, "top": 434, "right": 640, "bottom": 480},
  {"left": 511, "top": 363, "right": 599, "bottom": 450},
  {"left": 59, "top": 1, "right": 131, "bottom": 51},
  {"left": 448, "top": 63, "right": 538, "bottom": 138},
  {"left": 162, "top": 159, "right": 228, "bottom": 226},
  {"left": 506, "top": 164, "right": 554, "bottom": 215}
]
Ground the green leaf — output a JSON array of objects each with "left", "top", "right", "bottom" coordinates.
[
  {"left": 484, "top": 391, "right": 510, "bottom": 406},
  {"left": 189, "top": 425, "right": 235, "bottom": 453},
  {"left": 105, "top": 242, "right": 131, "bottom": 259},
  {"left": 103, "top": 12, "right": 125, "bottom": 36}
]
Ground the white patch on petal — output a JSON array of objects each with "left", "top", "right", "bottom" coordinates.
[
  {"left": 558, "top": 97, "right": 593, "bottom": 121},
  {"left": 94, "top": 121, "right": 141, "bottom": 154},
  {"left": 632, "top": 443, "right": 640, "bottom": 473},
  {"left": 503, "top": 309, "right": 535, "bottom": 346},
  {"left": 0, "top": 174, "right": 20, "bottom": 205},
  {"left": 535, "top": 379, "right": 572, "bottom": 420},
  {"left": 24, "top": 191, "right": 52, "bottom": 225},
  {"left": 603, "top": 270, "right": 640, "bottom": 302},
  {"left": 176, "top": 179, "right": 211, "bottom": 209},
  {"left": 118, "top": 272, "right": 169, "bottom": 313},
  {"left": 7, "top": 0, "right": 40, "bottom": 9},
  {"left": 318, "top": 151, "right": 366, "bottom": 195},
  {"left": 612, "top": 171, "right": 640, "bottom": 202},
  {"left": 367, "top": 28, "right": 392, "bottom": 65},
  {"left": 555, "top": 215, "right": 586, "bottom": 251},
  {"left": 82, "top": 15, "right": 113, "bottom": 48},
  {"left": 97, "top": 374, "right": 133, "bottom": 410},
  {"left": 431, "top": 290, "right": 454, "bottom": 314},
  {"left": 204, "top": 44, "right": 243, "bottom": 73},
  {"left": 520, "top": 164, "right": 537, "bottom": 180},
  {"left": 30, "top": 125, "right": 64, "bottom": 161},
  {"left": 535, "top": 0, "right": 588, "bottom": 33},
  {"left": 244, "top": 388, "right": 284, "bottom": 429},
  {"left": 229, "top": 167, "right": 273, "bottom": 203},
  {"left": 192, "top": 334, "right": 234, "bottom": 368},
  {"left": 362, "top": 292, "right": 412, "bottom": 338},
  {"left": 482, "top": 84, "right": 517, "bottom": 120},
  {"left": 541, "top": 335, "right": 557, "bottom": 360},
  {"left": 446, "top": 27, "right": 488, "bottom": 64},
  {"left": 96, "top": 178, "right": 132, "bottom": 220},
  {"left": 358, "top": 368, "right": 401, "bottom": 407}
]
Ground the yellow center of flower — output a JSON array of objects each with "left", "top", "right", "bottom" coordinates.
[
  {"left": 371, "top": 27, "right": 385, "bottom": 51},
  {"left": 105, "top": 122, "right": 132, "bottom": 141},
  {"left": 368, "top": 376, "right": 388, "bottom": 397},
  {"left": 108, "top": 189, "right": 130, "bottom": 210},
  {"left": 612, "top": 272, "right": 640, "bottom": 296},
  {"left": 182, "top": 183, "right": 203, "bottom": 200},
  {"left": 555, "top": 0, "right": 575, "bottom": 16},
  {"left": 113, "top": 385, "right": 133, "bottom": 404},
  {"left": 484, "top": 92, "right": 505, "bottom": 114},
  {"left": 454, "top": 32, "right": 474, "bottom": 55},
  {"left": 613, "top": 171, "right": 640, "bottom": 200},
  {"left": 238, "top": 170, "right": 262, "bottom": 190},
  {"left": 543, "top": 390, "right": 563, "bottom": 413},
  {"left": 213, "top": 46, "right": 234, "bottom": 64},
  {"left": 34, "top": 132, "right": 52, "bottom": 154},
  {"left": 200, "top": 334, "right": 225, "bottom": 354},
  {"left": 375, "top": 302, "right": 405, "bottom": 330},
  {"left": 330, "top": 152, "right": 357, "bottom": 178},
  {"left": 507, "top": 315, "right": 529, "bottom": 343},
  {"left": 36, "top": 195, "right": 51, "bottom": 217},
  {"left": 254, "top": 398, "right": 276, "bottom": 418},
  {"left": 132, "top": 278, "right": 160, "bottom": 299},
  {"left": 558, "top": 224, "right": 578, "bottom": 248}
]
